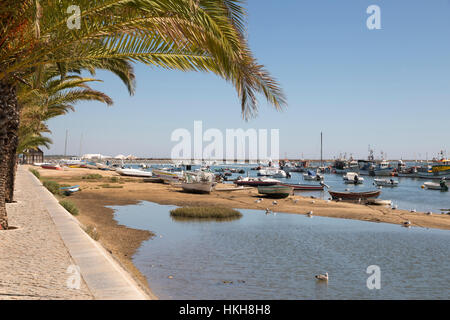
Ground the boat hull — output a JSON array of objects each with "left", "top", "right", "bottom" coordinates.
[
  {"left": 116, "top": 168, "right": 153, "bottom": 178},
  {"left": 181, "top": 182, "right": 216, "bottom": 194},
  {"left": 257, "top": 185, "right": 293, "bottom": 198},
  {"left": 328, "top": 190, "right": 381, "bottom": 200},
  {"left": 278, "top": 183, "right": 324, "bottom": 191}
]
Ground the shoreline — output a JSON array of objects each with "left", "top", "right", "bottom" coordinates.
[{"left": 31, "top": 166, "right": 450, "bottom": 295}]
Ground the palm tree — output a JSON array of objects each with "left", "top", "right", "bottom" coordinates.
[{"left": 0, "top": 0, "right": 286, "bottom": 229}]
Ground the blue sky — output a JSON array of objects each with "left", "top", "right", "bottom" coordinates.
[{"left": 46, "top": 0, "right": 450, "bottom": 159}]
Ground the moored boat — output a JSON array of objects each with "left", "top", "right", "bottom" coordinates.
[
  {"left": 116, "top": 168, "right": 153, "bottom": 178},
  {"left": 374, "top": 178, "right": 399, "bottom": 187},
  {"left": 423, "top": 179, "right": 448, "bottom": 191},
  {"left": 234, "top": 177, "right": 280, "bottom": 187},
  {"left": 277, "top": 183, "right": 325, "bottom": 191},
  {"left": 181, "top": 171, "right": 217, "bottom": 194},
  {"left": 343, "top": 172, "right": 364, "bottom": 184},
  {"left": 328, "top": 190, "right": 381, "bottom": 200},
  {"left": 152, "top": 168, "right": 184, "bottom": 182},
  {"left": 41, "top": 164, "right": 62, "bottom": 170},
  {"left": 257, "top": 185, "right": 293, "bottom": 198}
]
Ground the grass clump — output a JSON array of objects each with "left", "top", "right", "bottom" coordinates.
[
  {"left": 29, "top": 168, "right": 40, "bottom": 179},
  {"left": 81, "top": 174, "right": 103, "bottom": 180},
  {"left": 110, "top": 176, "right": 120, "bottom": 183},
  {"left": 99, "top": 184, "right": 123, "bottom": 189},
  {"left": 43, "top": 180, "right": 61, "bottom": 195},
  {"left": 170, "top": 206, "right": 242, "bottom": 219},
  {"left": 84, "top": 225, "right": 100, "bottom": 240},
  {"left": 59, "top": 200, "right": 79, "bottom": 216}
]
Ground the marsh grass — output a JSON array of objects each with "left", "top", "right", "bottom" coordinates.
[
  {"left": 99, "top": 184, "right": 123, "bottom": 189},
  {"left": 170, "top": 207, "right": 242, "bottom": 220},
  {"left": 43, "top": 180, "right": 61, "bottom": 195},
  {"left": 84, "top": 225, "right": 100, "bottom": 240},
  {"left": 59, "top": 200, "right": 79, "bottom": 215},
  {"left": 29, "top": 168, "right": 40, "bottom": 179},
  {"left": 82, "top": 174, "right": 103, "bottom": 180}
]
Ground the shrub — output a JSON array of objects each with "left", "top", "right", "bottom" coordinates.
[
  {"left": 110, "top": 176, "right": 120, "bottom": 183},
  {"left": 82, "top": 174, "right": 103, "bottom": 180},
  {"left": 29, "top": 168, "right": 40, "bottom": 179},
  {"left": 43, "top": 180, "right": 61, "bottom": 195},
  {"left": 84, "top": 225, "right": 100, "bottom": 240},
  {"left": 99, "top": 184, "right": 123, "bottom": 189},
  {"left": 170, "top": 207, "right": 242, "bottom": 219},
  {"left": 59, "top": 200, "right": 79, "bottom": 216}
]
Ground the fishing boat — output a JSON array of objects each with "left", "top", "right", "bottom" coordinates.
[
  {"left": 369, "top": 160, "right": 394, "bottom": 176},
  {"left": 328, "top": 190, "right": 381, "bottom": 200},
  {"left": 423, "top": 179, "right": 448, "bottom": 191},
  {"left": 257, "top": 167, "right": 287, "bottom": 178},
  {"left": 152, "top": 168, "right": 184, "bottom": 182},
  {"left": 417, "top": 159, "right": 450, "bottom": 179},
  {"left": 41, "top": 164, "right": 62, "bottom": 170},
  {"left": 234, "top": 177, "right": 280, "bottom": 187},
  {"left": 116, "top": 168, "right": 153, "bottom": 178},
  {"left": 374, "top": 178, "right": 399, "bottom": 187},
  {"left": 257, "top": 185, "right": 293, "bottom": 198},
  {"left": 343, "top": 172, "right": 364, "bottom": 184},
  {"left": 181, "top": 171, "right": 217, "bottom": 194},
  {"left": 303, "top": 170, "right": 323, "bottom": 181},
  {"left": 277, "top": 183, "right": 325, "bottom": 191}
]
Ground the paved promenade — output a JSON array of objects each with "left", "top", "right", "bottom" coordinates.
[{"left": 0, "top": 166, "right": 149, "bottom": 300}]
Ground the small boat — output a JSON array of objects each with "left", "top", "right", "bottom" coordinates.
[
  {"left": 343, "top": 172, "right": 364, "bottom": 184},
  {"left": 277, "top": 183, "right": 325, "bottom": 191},
  {"left": 257, "top": 185, "right": 293, "bottom": 198},
  {"left": 215, "top": 186, "right": 253, "bottom": 192},
  {"left": 423, "top": 180, "right": 448, "bottom": 191},
  {"left": 234, "top": 177, "right": 280, "bottom": 187},
  {"left": 151, "top": 168, "right": 183, "bottom": 182},
  {"left": 181, "top": 171, "right": 217, "bottom": 194},
  {"left": 374, "top": 178, "right": 398, "bottom": 187},
  {"left": 41, "top": 164, "right": 62, "bottom": 170},
  {"left": 116, "top": 168, "right": 153, "bottom": 178},
  {"left": 303, "top": 170, "right": 323, "bottom": 181},
  {"left": 366, "top": 199, "right": 392, "bottom": 206},
  {"left": 60, "top": 185, "right": 80, "bottom": 193},
  {"left": 257, "top": 168, "right": 287, "bottom": 178},
  {"left": 328, "top": 190, "right": 381, "bottom": 200},
  {"left": 369, "top": 160, "right": 394, "bottom": 176}
]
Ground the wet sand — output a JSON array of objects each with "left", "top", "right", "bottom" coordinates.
[{"left": 31, "top": 165, "right": 450, "bottom": 293}]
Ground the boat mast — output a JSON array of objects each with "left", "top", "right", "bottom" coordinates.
[
  {"left": 64, "top": 129, "right": 68, "bottom": 157},
  {"left": 320, "top": 131, "right": 323, "bottom": 167}
]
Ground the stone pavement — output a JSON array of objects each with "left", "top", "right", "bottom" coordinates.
[{"left": 0, "top": 166, "right": 149, "bottom": 300}]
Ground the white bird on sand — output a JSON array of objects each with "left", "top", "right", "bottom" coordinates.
[
  {"left": 311, "top": 200, "right": 315, "bottom": 204},
  {"left": 265, "top": 208, "right": 272, "bottom": 214},
  {"left": 392, "top": 204, "right": 398, "bottom": 210},
  {"left": 403, "top": 220, "right": 411, "bottom": 227},
  {"left": 255, "top": 199, "right": 261, "bottom": 203},
  {"left": 315, "top": 272, "right": 329, "bottom": 281},
  {"left": 307, "top": 211, "right": 313, "bottom": 217},
  {"left": 272, "top": 201, "right": 278, "bottom": 205},
  {"left": 426, "top": 211, "right": 433, "bottom": 215},
  {"left": 410, "top": 209, "right": 416, "bottom": 213}
]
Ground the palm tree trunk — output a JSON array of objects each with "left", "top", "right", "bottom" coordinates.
[
  {"left": 5, "top": 142, "right": 18, "bottom": 203},
  {"left": 0, "top": 79, "right": 18, "bottom": 230}
]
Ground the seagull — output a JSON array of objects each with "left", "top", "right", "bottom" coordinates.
[
  {"left": 392, "top": 204, "right": 398, "bottom": 210},
  {"left": 265, "top": 208, "right": 272, "bottom": 214},
  {"left": 307, "top": 211, "right": 313, "bottom": 217},
  {"left": 315, "top": 272, "right": 329, "bottom": 281},
  {"left": 426, "top": 211, "right": 433, "bottom": 215},
  {"left": 403, "top": 220, "right": 411, "bottom": 227},
  {"left": 410, "top": 209, "right": 416, "bottom": 213},
  {"left": 255, "top": 199, "right": 261, "bottom": 203},
  {"left": 311, "top": 200, "right": 315, "bottom": 204},
  {"left": 272, "top": 201, "right": 278, "bottom": 205}
]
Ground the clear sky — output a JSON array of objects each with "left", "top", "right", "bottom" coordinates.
[{"left": 46, "top": 0, "right": 450, "bottom": 160}]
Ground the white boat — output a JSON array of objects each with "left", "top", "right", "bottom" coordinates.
[
  {"left": 374, "top": 178, "right": 399, "bottom": 187},
  {"left": 257, "top": 168, "right": 287, "bottom": 178},
  {"left": 423, "top": 180, "right": 448, "bottom": 191},
  {"left": 370, "top": 160, "right": 394, "bottom": 176},
  {"left": 343, "top": 172, "right": 364, "bottom": 184},
  {"left": 181, "top": 171, "right": 217, "bottom": 194},
  {"left": 303, "top": 170, "right": 323, "bottom": 181},
  {"left": 152, "top": 168, "right": 184, "bottom": 182},
  {"left": 116, "top": 168, "right": 153, "bottom": 178}
]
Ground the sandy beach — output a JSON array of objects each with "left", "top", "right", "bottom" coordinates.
[{"left": 30, "top": 165, "right": 450, "bottom": 293}]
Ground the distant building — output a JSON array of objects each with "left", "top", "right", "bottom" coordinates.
[
  {"left": 20, "top": 148, "right": 44, "bottom": 164},
  {"left": 82, "top": 154, "right": 111, "bottom": 160}
]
